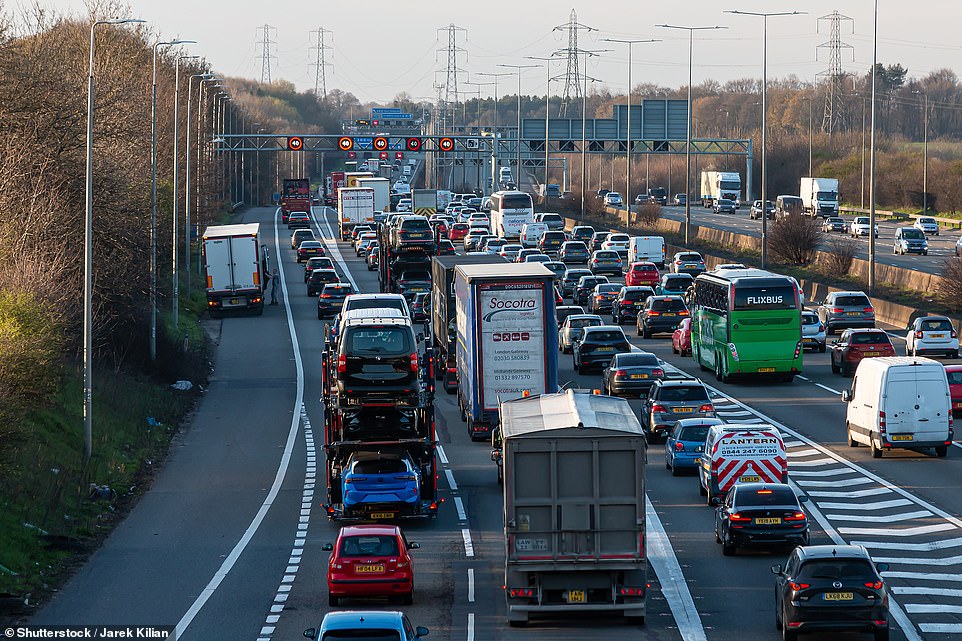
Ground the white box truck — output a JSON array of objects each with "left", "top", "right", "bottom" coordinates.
[
  {"left": 700, "top": 171, "right": 742, "bottom": 208},
  {"left": 336, "top": 186, "right": 376, "bottom": 240},
  {"left": 499, "top": 390, "right": 647, "bottom": 626},
  {"left": 800, "top": 177, "right": 840, "bottom": 216},
  {"left": 202, "top": 223, "right": 266, "bottom": 317},
  {"left": 355, "top": 176, "right": 391, "bottom": 219}
]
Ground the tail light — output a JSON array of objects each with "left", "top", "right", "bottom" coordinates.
[
  {"left": 652, "top": 368, "right": 664, "bottom": 377},
  {"left": 595, "top": 295, "right": 604, "bottom": 301},
  {"left": 699, "top": 403, "right": 714, "bottom": 413},
  {"left": 614, "top": 369, "right": 627, "bottom": 377},
  {"left": 864, "top": 580, "right": 884, "bottom": 590},
  {"left": 819, "top": 323, "right": 825, "bottom": 332},
  {"left": 410, "top": 353, "right": 419, "bottom": 372},
  {"left": 794, "top": 341, "right": 802, "bottom": 358},
  {"left": 675, "top": 260, "right": 682, "bottom": 265},
  {"left": 952, "top": 330, "right": 958, "bottom": 339},
  {"left": 915, "top": 330, "right": 924, "bottom": 339},
  {"left": 320, "top": 293, "right": 331, "bottom": 298},
  {"left": 831, "top": 307, "right": 844, "bottom": 314},
  {"left": 879, "top": 410, "right": 886, "bottom": 435},
  {"left": 789, "top": 582, "right": 810, "bottom": 591},
  {"left": 729, "top": 513, "right": 752, "bottom": 523},
  {"left": 619, "top": 587, "right": 645, "bottom": 596},
  {"left": 648, "top": 311, "right": 661, "bottom": 316},
  {"left": 337, "top": 354, "right": 346, "bottom": 374},
  {"left": 784, "top": 511, "right": 807, "bottom": 522},
  {"left": 508, "top": 588, "right": 535, "bottom": 598},
  {"left": 674, "top": 441, "right": 685, "bottom": 451},
  {"left": 864, "top": 307, "right": 875, "bottom": 314},
  {"left": 621, "top": 300, "right": 633, "bottom": 306},
  {"left": 651, "top": 404, "right": 668, "bottom": 414},
  {"left": 679, "top": 310, "right": 690, "bottom": 316}
]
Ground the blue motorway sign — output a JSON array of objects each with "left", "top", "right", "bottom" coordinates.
[
  {"left": 372, "top": 107, "right": 402, "bottom": 115},
  {"left": 353, "top": 137, "right": 373, "bottom": 150}
]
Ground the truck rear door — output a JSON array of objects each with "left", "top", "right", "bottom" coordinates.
[
  {"left": 905, "top": 367, "right": 950, "bottom": 443},
  {"left": 205, "top": 237, "right": 235, "bottom": 291},
  {"left": 229, "top": 236, "right": 260, "bottom": 290}
]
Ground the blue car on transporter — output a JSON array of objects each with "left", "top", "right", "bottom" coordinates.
[
  {"left": 665, "top": 418, "right": 723, "bottom": 476},
  {"left": 342, "top": 452, "right": 421, "bottom": 518}
]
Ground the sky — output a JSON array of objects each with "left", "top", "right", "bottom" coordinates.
[{"left": 25, "top": 0, "right": 962, "bottom": 103}]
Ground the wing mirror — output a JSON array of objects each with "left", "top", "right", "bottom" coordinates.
[
  {"left": 322, "top": 543, "right": 333, "bottom": 551},
  {"left": 303, "top": 628, "right": 317, "bottom": 640},
  {"left": 771, "top": 564, "right": 783, "bottom": 575},
  {"left": 408, "top": 542, "right": 421, "bottom": 550},
  {"left": 841, "top": 390, "right": 851, "bottom": 403}
]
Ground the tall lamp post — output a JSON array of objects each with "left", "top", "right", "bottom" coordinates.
[
  {"left": 464, "top": 81, "right": 494, "bottom": 191},
  {"left": 84, "top": 16, "right": 144, "bottom": 462},
  {"left": 498, "top": 63, "right": 538, "bottom": 188},
  {"left": 184, "top": 73, "right": 216, "bottom": 297},
  {"left": 725, "top": 10, "right": 803, "bottom": 269},
  {"left": 476, "top": 71, "right": 512, "bottom": 189},
  {"left": 913, "top": 90, "right": 929, "bottom": 213},
  {"left": 869, "top": 0, "right": 878, "bottom": 293},
  {"left": 656, "top": 24, "right": 726, "bottom": 244},
  {"left": 602, "top": 38, "right": 660, "bottom": 229},
  {"left": 171, "top": 54, "right": 200, "bottom": 331},
  {"left": 525, "top": 55, "right": 562, "bottom": 193},
  {"left": 578, "top": 49, "right": 607, "bottom": 221},
  {"left": 151, "top": 38, "right": 194, "bottom": 362}
]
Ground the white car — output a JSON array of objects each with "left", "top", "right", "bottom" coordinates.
[
  {"left": 713, "top": 263, "right": 746, "bottom": 271},
  {"left": 602, "top": 233, "right": 630, "bottom": 255},
  {"left": 604, "top": 192, "right": 624, "bottom": 207},
  {"left": 849, "top": 216, "right": 879, "bottom": 238},
  {"left": 499, "top": 243, "right": 524, "bottom": 261},
  {"left": 396, "top": 198, "right": 412, "bottom": 212},
  {"left": 905, "top": 316, "right": 959, "bottom": 358},
  {"left": 914, "top": 216, "right": 940, "bottom": 236}
]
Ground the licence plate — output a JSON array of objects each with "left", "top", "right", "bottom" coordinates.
[
  {"left": 597, "top": 347, "right": 614, "bottom": 352},
  {"left": 863, "top": 351, "right": 879, "bottom": 357},
  {"left": 758, "top": 367, "right": 776, "bottom": 373},
  {"left": 931, "top": 333, "right": 945, "bottom": 339},
  {"left": 739, "top": 475, "right": 761, "bottom": 483},
  {"left": 891, "top": 434, "right": 913, "bottom": 441},
  {"left": 672, "top": 407, "right": 693, "bottom": 413},
  {"left": 803, "top": 338, "right": 814, "bottom": 343},
  {"left": 635, "top": 302, "right": 644, "bottom": 306},
  {"left": 824, "top": 592, "right": 854, "bottom": 601},
  {"left": 663, "top": 312, "right": 676, "bottom": 316},
  {"left": 369, "top": 512, "right": 395, "bottom": 520},
  {"left": 846, "top": 312, "right": 861, "bottom": 316},
  {"left": 630, "top": 374, "right": 649, "bottom": 379},
  {"left": 566, "top": 590, "right": 587, "bottom": 604},
  {"left": 355, "top": 564, "right": 385, "bottom": 573},
  {"left": 955, "top": 401, "right": 962, "bottom": 409},
  {"left": 754, "top": 517, "right": 781, "bottom": 525}
]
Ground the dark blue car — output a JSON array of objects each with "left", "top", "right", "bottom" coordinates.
[{"left": 665, "top": 418, "right": 723, "bottom": 476}]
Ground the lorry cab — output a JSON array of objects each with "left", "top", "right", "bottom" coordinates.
[
  {"left": 842, "top": 356, "right": 953, "bottom": 458},
  {"left": 699, "top": 423, "right": 787, "bottom": 505}
]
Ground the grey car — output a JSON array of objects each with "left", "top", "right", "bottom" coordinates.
[
  {"left": 801, "top": 310, "right": 827, "bottom": 352},
  {"left": 817, "top": 291, "right": 875, "bottom": 335},
  {"left": 561, "top": 268, "right": 593, "bottom": 297},
  {"left": 714, "top": 198, "right": 737, "bottom": 214},
  {"left": 603, "top": 351, "right": 665, "bottom": 398},
  {"left": 558, "top": 313, "right": 603, "bottom": 353},
  {"left": 641, "top": 378, "right": 716, "bottom": 443},
  {"left": 671, "top": 252, "right": 706, "bottom": 276},
  {"left": 821, "top": 216, "right": 846, "bottom": 233}
]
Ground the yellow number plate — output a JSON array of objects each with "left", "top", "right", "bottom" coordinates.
[
  {"left": 754, "top": 517, "right": 782, "bottom": 525},
  {"left": 597, "top": 347, "right": 614, "bottom": 352},
  {"left": 863, "top": 351, "right": 880, "bottom": 357},
  {"left": 566, "top": 590, "right": 587, "bottom": 604},
  {"left": 824, "top": 592, "right": 854, "bottom": 601},
  {"left": 931, "top": 333, "right": 945, "bottom": 339},
  {"left": 739, "top": 475, "right": 761, "bottom": 483},
  {"left": 758, "top": 367, "right": 776, "bottom": 373},
  {"left": 672, "top": 407, "right": 693, "bottom": 413},
  {"left": 890, "top": 434, "right": 913, "bottom": 441},
  {"left": 355, "top": 564, "right": 385, "bottom": 573},
  {"left": 630, "top": 374, "right": 649, "bottom": 379},
  {"left": 370, "top": 512, "right": 395, "bottom": 520}
]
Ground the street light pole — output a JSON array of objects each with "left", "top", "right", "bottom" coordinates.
[
  {"left": 913, "top": 90, "right": 929, "bottom": 213},
  {"left": 526, "top": 56, "right": 561, "bottom": 195},
  {"left": 602, "top": 38, "right": 660, "bottom": 229},
  {"left": 477, "top": 72, "right": 513, "bottom": 190},
  {"left": 465, "top": 81, "right": 494, "bottom": 191},
  {"left": 151, "top": 38, "right": 194, "bottom": 362},
  {"left": 725, "top": 10, "right": 803, "bottom": 270},
  {"left": 84, "top": 16, "right": 144, "bottom": 463},
  {"left": 656, "top": 24, "right": 726, "bottom": 244},
  {"left": 869, "top": 0, "right": 878, "bottom": 293},
  {"left": 185, "top": 73, "right": 215, "bottom": 298},
  {"left": 498, "top": 63, "right": 538, "bottom": 189},
  {"left": 172, "top": 54, "right": 199, "bottom": 331}
]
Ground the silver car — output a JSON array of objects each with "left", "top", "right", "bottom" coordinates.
[
  {"left": 801, "top": 310, "right": 827, "bottom": 353},
  {"left": 558, "top": 314, "right": 603, "bottom": 354},
  {"left": 817, "top": 291, "right": 875, "bottom": 335},
  {"left": 499, "top": 243, "right": 524, "bottom": 262}
]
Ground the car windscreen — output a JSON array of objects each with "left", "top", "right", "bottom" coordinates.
[
  {"left": 797, "top": 560, "right": 876, "bottom": 583},
  {"left": 651, "top": 298, "right": 688, "bottom": 311},
  {"left": 735, "top": 487, "right": 797, "bottom": 507},
  {"left": 617, "top": 353, "right": 658, "bottom": 367},
  {"left": 835, "top": 295, "right": 870, "bottom": 307},
  {"left": 900, "top": 228, "right": 925, "bottom": 239},
  {"left": 584, "top": 331, "right": 625, "bottom": 342},
  {"left": 658, "top": 385, "right": 709, "bottom": 402},
  {"left": 919, "top": 318, "right": 953, "bottom": 331},
  {"left": 344, "top": 327, "right": 412, "bottom": 356},
  {"left": 679, "top": 425, "right": 711, "bottom": 442},
  {"left": 732, "top": 285, "right": 796, "bottom": 311},
  {"left": 850, "top": 332, "right": 888, "bottom": 345},
  {"left": 338, "top": 535, "right": 401, "bottom": 558}
]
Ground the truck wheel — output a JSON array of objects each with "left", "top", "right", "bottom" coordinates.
[
  {"left": 936, "top": 446, "right": 948, "bottom": 458},
  {"left": 847, "top": 426, "right": 858, "bottom": 447},
  {"left": 871, "top": 439, "right": 883, "bottom": 459}
]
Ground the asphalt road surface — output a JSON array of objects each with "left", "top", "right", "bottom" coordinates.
[{"left": 33, "top": 205, "right": 962, "bottom": 641}]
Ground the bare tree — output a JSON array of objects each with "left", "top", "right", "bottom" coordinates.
[{"left": 768, "top": 214, "right": 822, "bottom": 265}]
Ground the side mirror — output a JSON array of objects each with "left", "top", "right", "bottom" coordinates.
[
  {"left": 322, "top": 543, "right": 333, "bottom": 551},
  {"left": 876, "top": 562, "right": 889, "bottom": 573},
  {"left": 798, "top": 495, "right": 809, "bottom": 503},
  {"left": 416, "top": 627, "right": 430, "bottom": 637},
  {"left": 303, "top": 628, "right": 317, "bottom": 640},
  {"left": 841, "top": 390, "right": 851, "bottom": 403},
  {"left": 408, "top": 542, "right": 421, "bottom": 550},
  {"left": 771, "top": 564, "right": 783, "bottom": 576}
]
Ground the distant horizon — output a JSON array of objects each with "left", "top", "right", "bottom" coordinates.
[{"left": 26, "top": 0, "right": 962, "bottom": 103}]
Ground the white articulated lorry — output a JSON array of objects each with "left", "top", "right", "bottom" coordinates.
[
  {"left": 700, "top": 171, "right": 742, "bottom": 208},
  {"left": 800, "top": 177, "right": 840, "bottom": 216}
]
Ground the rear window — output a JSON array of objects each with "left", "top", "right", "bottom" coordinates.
[
  {"left": 850, "top": 332, "right": 889, "bottom": 345},
  {"left": 919, "top": 318, "right": 953, "bottom": 331},
  {"left": 452, "top": 223, "right": 469, "bottom": 230},
  {"left": 651, "top": 298, "right": 688, "bottom": 311},
  {"left": 659, "top": 385, "right": 709, "bottom": 402},
  {"left": 502, "top": 194, "right": 532, "bottom": 208},
  {"left": 797, "top": 560, "right": 876, "bottom": 583},
  {"left": 617, "top": 353, "right": 658, "bottom": 367},
  {"left": 344, "top": 326, "right": 413, "bottom": 356},
  {"left": 400, "top": 218, "right": 430, "bottom": 231},
  {"left": 541, "top": 214, "right": 562, "bottom": 222},
  {"left": 346, "top": 298, "right": 405, "bottom": 313},
  {"left": 665, "top": 275, "right": 692, "bottom": 285},
  {"left": 835, "top": 295, "right": 870, "bottom": 307},
  {"left": 801, "top": 312, "right": 819, "bottom": 325},
  {"left": 543, "top": 232, "right": 566, "bottom": 241},
  {"left": 585, "top": 330, "right": 625, "bottom": 342},
  {"left": 401, "top": 271, "right": 430, "bottom": 281},
  {"left": 338, "top": 535, "right": 400, "bottom": 557},
  {"left": 624, "top": 289, "right": 653, "bottom": 301},
  {"left": 598, "top": 284, "right": 622, "bottom": 294},
  {"left": 569, "top": 317, "right": 601, "bottom": 329},
  {"left": 733, "top": 286, "right": 796, "bottom": 311},
  {"left": 678, "top": 253, "right": 701, "bottom": 261},
  {"left": 353, "top": 458, "right": 406, "bottom": 474},
  {"left": 947, "top": 371, "right": 962, "bottom": 385},
  {"left": 609, "top": 234, "right": 629, "bottom": 242},
  {"left": 595, "top": 251, "right": 619, "bottom": 260},
  {"left": 301, "top": 241, "right": 322, "bottom": 248},
  {"left": 679, "top": 425, "right": 711, "bottom": 442},
  {"left": 735, "top": 487, "right": 797, "bottom": 507},
  {"left": 633, "top": 264, "right": 656, "bottom": 272}
]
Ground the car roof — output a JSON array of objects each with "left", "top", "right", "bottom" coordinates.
[
  {"left": 795, "top": 545, "right": 872, "bottom": 562},
  {"left": 655, "top": 378, "right": 705, "bottom": 388},
  {"left": 583, "top": 325, "right": 624, "bottom": 334},
  {"left": 674, "top": 417, "right": 724, "bottom": 429},
  {"left": 343, "top": 316, "right": 412, "bottom": 328},
  {"left": 320, "top": 610, "right": 406, "bottom": 631}
]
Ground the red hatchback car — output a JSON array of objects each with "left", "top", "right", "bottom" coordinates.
[
  {"left": 672, "top": 317, "right": 692, "bottom": 356},
  {"left": 830, "top": 328, "right": 896, "bottom": 377},
  {"left": 325, "top": 524, "right": 419, "bottom": 607},
  {"left": 448, "top": 222, "right": 470, "bottom": 242},
  {"left": 947, "top": 365, "right": 962, "bottom": 417},
  {"left": 626, "top": 261, "right": 660, "bottom": 287}
]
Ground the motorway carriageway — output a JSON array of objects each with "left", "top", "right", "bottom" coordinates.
[{"left": 32, "top": 204, "right": 962, "bottom": 641}]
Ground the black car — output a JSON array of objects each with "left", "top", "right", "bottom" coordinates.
[
  {"left": 555, "top": 305, "right": 585, "bottom": 327},
  {"left": 588, "top": 283, "right": 623, "bottom": 314},
  {"left": 287, "top": 211, "right": 310, "bottom": 229},
  {"left": 397, "top": 270, "right": 432, "bottom": 300},
  {"left": 559, "top": 241, "right": 590, "bottom": 264},
  {"left": 603, "top": 351, "right": 664, "bottom": 397},
  {"left": 437, "top": 239, "right": 457, "bottom": 256},
  {"left": 573, "top": 326, "right": 632, "bottom": 373},
  {"left": 337, "top": 317, "right": 420, "bottom": 405},
  {"left": 611, "top": 286, "right": 655, "bottom": 325},
  {"left": 773, "top": 545, "right": 889, "bottom": 641},
  {"left": 641, "top": 378, "right": 715, "bottom": 442},
  {"left": 307, "top": 268, "right": 340, "bottom": 297},
  {"left": 570, "top": 226, "right": 595, "bottom": 244},
  {"left": 410, "top": 292, "right": 431, "bottom": 323},
  {"left": 317, "top": 283, "right": 354, "bottom": 320},
  {"left": 714, "top": 483, "right": 809, "bottom": 556},
  {"left": 589, "top": 231, "right": 610, "bottom": 252},
  {"left": 573, "top": 275, "right": 609, "bottom": 308},
  {"left": 637, "top": 296, "right": 689, "bottom": 338},
  {"left": 561, "top": 268, "right": 592, "bottom": 297}
]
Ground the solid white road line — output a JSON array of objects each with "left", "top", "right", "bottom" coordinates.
[
  {"left": 795, "top": 477, "right": 873, "bottom": 488},
  {"left": 806, "top": 487, "right": 890, "bottom": 498},
  {"left": 839, "top": 522, "right": 956, "bottom": 537},
  {"left": 893, "top": 586, "right": 962, "bottom": 598},
  {"left": 175, "top": 208, "right": 306, "bottom": 638},
  {"left": 645, "top": 497, "right": 708, "bottom": 641},
  {"left": 823, "top": 509, "right": 932, "bottom": 523},
  {"left": 311, "top": 207, "right": 359, "bottom": 291},
  {"left": 789, "top": 468, "right": 855, "bottom": 477}
]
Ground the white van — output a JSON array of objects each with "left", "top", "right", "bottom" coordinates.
[
  {"left": 402, "top": 165, "right": 412, "bottom": 177},
  {"left": 842, "top": 356, "right": 952, "bottom": 458},
  {"left": 520, "top": 222, "right": 549, "bottom": 248},
  {"left": 698, "top": 423, "right": 788, "bottom": 505},
  {"left": 628, "top": 236, "right": 666, "bottom": 268}
]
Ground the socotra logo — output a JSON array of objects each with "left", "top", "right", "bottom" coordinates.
[{"left": 482, "top": 296, "right": 539, "bottom": 322}]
